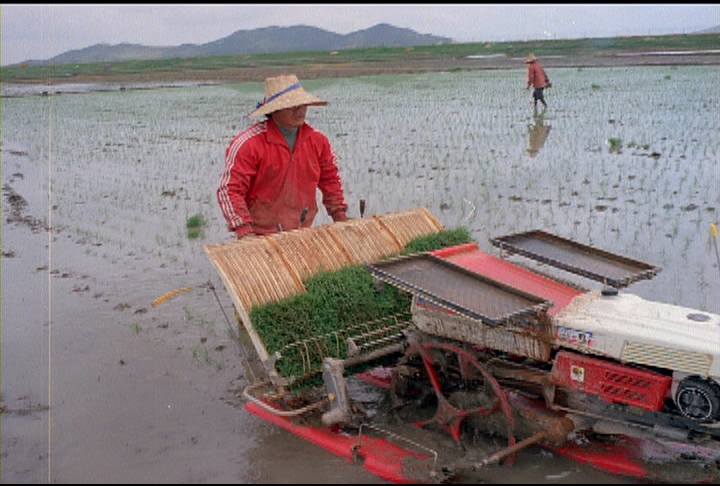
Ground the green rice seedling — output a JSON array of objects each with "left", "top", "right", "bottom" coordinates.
[
  {"left": 198, "top": 316, "right": 214, "bottom": 332},
  {"left": 186, "top": 213, "right": 206, "bottom": 239},
  {"left": 187, "top": 228, "right": 203, "bottom": 239},
  {"left": 186, "top": 214, "right": 206, "bottom": 229},
  {"left": 156, "top": 234, "right": 169, "bottom": 247},
  {"left": 607, "top": 138, "right": 623, "bottom": 154},
  {"left": 402, "top": 227, "right": 474, "bottom": 254},
  {"left": 191, "top": 345, "right": 223, "bottom": 371},
  {"left": 249, "top": 228, "right": 475, "bottom": 381}
]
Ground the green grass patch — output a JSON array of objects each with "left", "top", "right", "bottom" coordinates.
[
  {"left": 186, "top": 214, "right": 206, "bottom": 229},
  {"left": 186, "top": 214, "right": 206, "bottom": 239},
  {"left": 608, "top": 137, "right": 623, "bottom": 153}
]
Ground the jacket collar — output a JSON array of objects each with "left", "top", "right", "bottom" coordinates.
[{"left": 266, "top": 117, "right": 305, "bottom": 146}]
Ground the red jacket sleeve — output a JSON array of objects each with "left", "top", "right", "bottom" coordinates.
[{"left": 217, "top": 125, "right": 264, "bottom": 232}]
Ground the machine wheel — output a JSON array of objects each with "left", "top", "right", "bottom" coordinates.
[
  {"left": 389, "top": 341, "right": 516, "bottom": 447},
  {"left": 675, "top": 377, "right": 720, "bottom": 422}
]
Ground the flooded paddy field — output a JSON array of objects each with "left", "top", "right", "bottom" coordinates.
[{"left": 2, "top": 65, "right": 718, "bottom": 483}]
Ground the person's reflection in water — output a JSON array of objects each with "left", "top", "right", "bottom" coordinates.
[{"left": 527, "top": 112, "right": 552, "bottom": 158}]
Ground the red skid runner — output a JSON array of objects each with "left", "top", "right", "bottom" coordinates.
[{"left": 245, "top": 400, "right": 434, "bottom": 484}]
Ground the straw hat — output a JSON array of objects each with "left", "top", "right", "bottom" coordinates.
[
  {"left": 249, "top": 74, "right": 327, "bottom": 118},
  {"left": 525, "top": 54, "right": 537, "bottom": 64}
]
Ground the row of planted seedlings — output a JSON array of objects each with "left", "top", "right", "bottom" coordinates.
[{"left": 247, "top": 227, "right": 476, "bottom": 391}]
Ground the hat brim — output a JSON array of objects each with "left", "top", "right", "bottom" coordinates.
[{"left": 248, "top": 89, "right": 327, "bottom": 118}]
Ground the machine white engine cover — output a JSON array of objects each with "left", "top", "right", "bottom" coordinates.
[{"left": 552, "top": 290, "right": 720, "bottom": 381}]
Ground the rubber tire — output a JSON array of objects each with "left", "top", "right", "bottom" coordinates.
[{"left": 675, "top": 377, "right": 720, "bottom": 422}]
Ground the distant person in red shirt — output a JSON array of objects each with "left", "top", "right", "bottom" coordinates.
[
  {"left": 218, "top": 74, "right": 349, "bottom": 239},
  {"left": 525, "top": 54, "right": 552, "bottom": 112}
]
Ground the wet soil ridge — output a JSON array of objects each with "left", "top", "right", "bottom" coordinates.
[
  {"left": 0, "top": 397, "right": 50, "bottom": 417},
  {"left": 3, "top": 182, "right": 48, "bottom": 232}
]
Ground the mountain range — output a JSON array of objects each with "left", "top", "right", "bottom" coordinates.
[{"left": 27, "top": 23, "right": 453, "bottom": 66}]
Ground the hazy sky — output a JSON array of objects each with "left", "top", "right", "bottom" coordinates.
[{"left": 2, "top": 4, "right": 718, "bottom": 66}]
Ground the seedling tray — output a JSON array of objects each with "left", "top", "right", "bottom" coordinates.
[
  {"left": 366, "top": 253, "right": 552, "bottom": 327},
  {"left": 490, "top": 230, "right": 660, "bottom": 288}
]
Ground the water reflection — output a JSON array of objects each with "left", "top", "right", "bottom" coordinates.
[{"left": 527, "top": 111, "right": 552, "bottom": 157}]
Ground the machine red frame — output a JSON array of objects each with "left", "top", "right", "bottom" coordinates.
[
  {"left": 241, "top": 240, "right": 719, "bottom": 483},
  {"left": 204, "top": 219, "right": 720, "bottom": 483}
]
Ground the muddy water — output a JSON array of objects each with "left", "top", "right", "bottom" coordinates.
[
  {"left": 2, "top": 66, "right": 718, "bottom": 483},
  {"left": 1, "top": 157, "right": 385, "bottom": 484}
]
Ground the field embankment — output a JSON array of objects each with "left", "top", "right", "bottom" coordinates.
[{"left": 3, "top": 33, "right": 719, "bottom": 86}]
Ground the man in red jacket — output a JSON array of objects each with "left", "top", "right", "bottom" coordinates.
[
  {"left": 525, "top": 54, "right": 551, "bottom": 111},
  {"left": 218, "top": 74, "right": 349, "bottom": 239}
]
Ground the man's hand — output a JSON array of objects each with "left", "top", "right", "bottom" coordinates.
[
  {"left": 235, "top": 225, "right": 255, "bottom": 239},
  {"left": 332, "top": 211, "right": 349, "bottom": 223}
]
